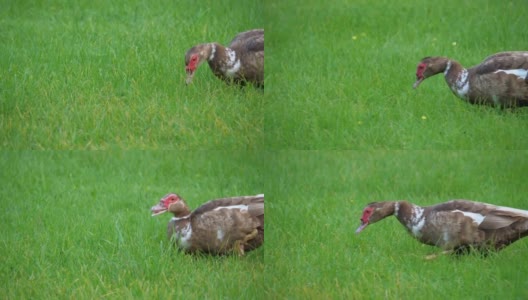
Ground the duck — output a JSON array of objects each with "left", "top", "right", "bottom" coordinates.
[
  {"left": 151, "top": 193, "right": 264, "bottom": 255},
  {"left": 413, "top": 51, "right": 528, "bottom": 107},
  {"left": 356, "top": 200, "right": 528, "bottom": 256},
  {"left": 184, "top": 29, "right": 264, "bottom": 88}
]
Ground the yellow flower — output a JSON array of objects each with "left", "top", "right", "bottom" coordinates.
[
  {"left": 352, "top": 35, "right": 358, "bottom": 40},
  {"left": 452, "top": 42, "right": 457, "bottom": 46},
  {"left": 421, "top": 115, "right": 427, "bottom": 120}
]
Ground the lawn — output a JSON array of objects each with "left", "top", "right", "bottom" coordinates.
[
  {"left": 2, "top": 0, "right": 528, "bottom": 299},
  {"left": 265, "top": 150, "right": 528, "bottom": 299},
  {"left": 0, "top": 0, "right": 264, "bottom": 149},
  {"left": 265, "top": 0, "right": 528, "bottom": 149},
  {"left": 3, "top": 151, "right": 526, "bottom": 299},
  {"left": 0, "top": 151, "right": 265, "bottom": 298}
]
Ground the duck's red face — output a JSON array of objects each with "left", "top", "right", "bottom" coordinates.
[
  {"left": 413, "top": 62, "right": 428, "bottom": 89},
  {"left": 416, "top": 62, "right": 427, "bottom": 80},
  {"left": 185, "top": 53, "right": 200, "bottom": 85},
  {"left": 186, "top": 54, "right": 199, "bottom": 73},
  {"left": 151, "top": 194, "right": 182, "bottom": 216},
  {"left": 355, "top": 206, "right": 375, "bottom": 233}
]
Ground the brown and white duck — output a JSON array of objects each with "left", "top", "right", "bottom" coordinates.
[
  {"left": 151, "top": 193, "right": 264, "bottom": 255},
  {"left": 184, "top": 29, "right": 264, "bottom": 88},
  {"left": 413, "top": 51, "right": 528, "bottom": 107},
  {"left": 356, "top": 200, "right": 528, "bottom": 256}
]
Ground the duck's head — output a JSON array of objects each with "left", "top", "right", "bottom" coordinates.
[
  {"left": 151, "top": 193, "right": 189, "bottom": 217},
  {"left": 184, "top": 44, "right": 212, "bottom": 85}
]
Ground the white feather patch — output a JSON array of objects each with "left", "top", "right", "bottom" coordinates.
[
  {"left": 171, "top": 215, "right": 191, "bottom": 221},
  {"left": 226, "top": 59, "right": 241, "bottom": 76},
  {"left": 412, "top": 217, "right": 425, "bottom": 237},
  {"left": 410, "top": 206, "right": 425, "bottom": 237},
  {"left": 217, "top": 229, "right": 224, "bottom": 241},
  {"left": 179, "top": 223, "right": 192, "bottom": 249},
  {"left": 255, "top": 194, "right": 264, "bottom": 197},
  {"left": 213, "top": 205, "right": 248, "bottom": 212},
  {"left": 456, "top": 69, "right": 470, "bottom": 97},
  {"left": 443, "top": 231, "right": 449, "bottom": 243},
  {"left": 494, "top": 69, "right": 528, "bottom": 80},
  {"left": 209, "top": 43, "right": 216, "bottom": 61},
  {"left": 453, "top": 210, "right": 485, "bottom": 225},
  {"left": 226, "top": 48, "right": 237, "bottom": 65},
  {"left": 444, "top": 61, "right": 469, "bottom": 99},
  {"left": 444, "top": 60, "right": 452, "bottom": 76},
  {"left": 223, "top": 48, "right": 240, "bottom": 77}
]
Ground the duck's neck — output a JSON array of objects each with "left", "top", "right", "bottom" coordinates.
[
  {"left": 169, "top": 217, "right": 192, "bottom": 247},
  {"left": 205, "top": 43, "right": 218, "bottom": 62},
  {"left": 444, "top": 60, "right": 470, "bottom": 99},
  {"left": 170, "top": 212, "right": 191, "bottom": 232},
  {"left": 207, "top": 43, "right": 240, "bottom": 76},
  {"left": 394, "top": 201, "right": 426, "bottom": 237},
  {"left": 170, "top": 203, "right": 192, "bottom": 219},
  {"left": 172, "top": 213, "right": 191, "bottom": 220}
]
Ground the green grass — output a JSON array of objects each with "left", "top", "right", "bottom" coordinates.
[
  {"left": 0, "top": 151, "right": 265, "bottom": 298},
  {"left": 0, "top": 0, "right": 264, "bottom": 149},
  {"left": 2, "top": 151, "right": 528, "bottom": 299},
  {"left": 3, "top": 1, "right": 528, "bottom": 299},
  {"left": 266, "top": 151, "right": 528, "bottom": 299},
  {"left": 265, "top": 0, "right": 528, "bottom": 149}
]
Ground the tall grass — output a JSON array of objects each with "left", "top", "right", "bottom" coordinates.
[
  {"left": 0, "top": 151, "right": 265, "bottom": 298},
  {"left": 0, "top": 0, "right": 264, "bottom": 149},
  {"left": 265, "top": 150, "right": 528, "bottom": 299},
  {"left": 3, "top": 151, "right": 527, "bottom": 298},
  {"left": 2, "top": 0, "right": 528, "bottom": 299},
  {"left": 265, "top": 0, "right": 528, "bottom": 149}
]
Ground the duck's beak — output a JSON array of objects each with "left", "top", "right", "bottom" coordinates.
[
  {"left": 151, "top": 202, "right": 167, "bottom": 217},
  {"left": 185, "top": 69, "right": 195, "bottom": 85},
  {"left": 413, "top": 78, "right": 424, "bottom": 89},
  {"left": 355, "top": 221, "right": 368, "bottom": 234}
]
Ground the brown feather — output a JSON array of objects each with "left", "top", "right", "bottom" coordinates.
[
  {"left": 413, "top": 51, "right": 528, "bottom": 107},
  {"left": 153, "top": 194, "right": 264, "bottom": 255},
  {"left": 357, "top": 199, "right": 528, "bottom": 254},
  {"left": 479, "top": 213, "right": 517, "bottom": 230},
  {"left": 184, "top": 29, "right": 264, "bottom": 87}
]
